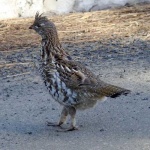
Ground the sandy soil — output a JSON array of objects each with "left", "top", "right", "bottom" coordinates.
[{"left": 0, "top": 3, "right": 150, "bottom": 150}]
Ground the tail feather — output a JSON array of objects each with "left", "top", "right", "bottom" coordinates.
[
  {"left": 80, "top": 80, "right": 131, "bottom": 99},
  {"left": 110, "top": 89, "right": 131, "bottom": 98},
  {"left": 86, "top": 81, "right": 131, "bottom": 98},
  {"left": 99, "top": 84, "right": 131, "bottom": 98}
]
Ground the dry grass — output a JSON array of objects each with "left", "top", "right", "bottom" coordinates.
[{"left": 0, "top": 3, "right": 150, "bottom": 51}]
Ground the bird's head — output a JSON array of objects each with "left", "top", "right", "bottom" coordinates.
[
  {"left": 29, "top": 12, "right": 71, "bottom": 60},
  {"left": 29, "top": 12, "right": 57, "bottom": 39}
]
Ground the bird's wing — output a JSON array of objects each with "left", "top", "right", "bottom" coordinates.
[
  {"left": 55, "top": 58, "right": 98, "bottom": 89},
  {"left": 53, "top": 56, "right": 130, "bottom": 99}
]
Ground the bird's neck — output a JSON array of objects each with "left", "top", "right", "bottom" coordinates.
[{"left": 41, "top": 33, "right": 70, "bottom": 64}]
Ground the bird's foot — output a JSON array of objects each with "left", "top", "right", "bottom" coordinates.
[
  {"left": 56, "top": 126, "right": 79, "bottom": 132},
  {"left": 46, "top": 121, "right": 62, "bottom": 127}
]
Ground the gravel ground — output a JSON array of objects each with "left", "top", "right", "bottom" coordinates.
[{"left": 0, "top": 36, "right": 150, "bottom": 150}]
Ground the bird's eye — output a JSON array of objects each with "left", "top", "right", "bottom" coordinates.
[
  {"left": 40, "top": 23, "right": 45, "bottom": 26},
  {"left": 35, "top": 24, "right": 41, "bottom": 28}
]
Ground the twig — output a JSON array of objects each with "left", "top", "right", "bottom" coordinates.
[
  {"left": 0, "top": 48, "right": 30, "bottom": 53},
  {"left": 1, "top": 72, "right": 31, "bottom": 79},
  {"left": 144, "top": 33, "right": 150, "bottom": 40},
  {"left": 0, "top": 62, "right": 34, "bottom": 67},
  {"left": 63, "top": 38, "right": 99, "bottom": 43}
]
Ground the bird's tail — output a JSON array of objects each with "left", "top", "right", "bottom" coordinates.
[
  {"left": 97, "top": 83, "right": 131, "bottom": 98},
  {"left": 86, "top": 81, "right": 131, "bottom": 98}
]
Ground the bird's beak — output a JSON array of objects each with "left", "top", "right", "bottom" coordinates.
[{"left": 29, "top": 25, "right": 33, "bottom": 29}]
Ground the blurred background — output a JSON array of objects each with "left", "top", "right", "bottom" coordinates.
[{"left": 0, "top": 0, "right": 150, "bottom": 19}]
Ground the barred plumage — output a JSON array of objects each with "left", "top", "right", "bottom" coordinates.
[{"left": 29, "top": 12, "right": 131, "bottom": 131}]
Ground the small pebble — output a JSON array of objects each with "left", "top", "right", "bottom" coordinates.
[
  {"left": 27, "top": 132, "right": 32, "bottom": 135},
  {"left": 142, "top": 98, "right": 148, "bottom": 101},
  {"left": 100, "top": 129, "right": 104, "bottom": 132},
  {"left": 136, "top": 92, "right": 140, "bottom": 95},
  {"left": 33, "top": 82, "right": 38, "bottom": 84}
]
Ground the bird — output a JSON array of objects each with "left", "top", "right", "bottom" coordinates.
[{"left": 29, "top": 12, "right": 131, "bottom": 131}]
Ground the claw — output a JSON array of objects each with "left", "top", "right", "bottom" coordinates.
[
  {"left": 46, "top": 121, "right": 62, "bottom": 127},
  {"left": 56, "top": 126, "right": 79, "bottom": 132},
  {"left": 67, "top": 126, "right": 79, "bottom": 131}
]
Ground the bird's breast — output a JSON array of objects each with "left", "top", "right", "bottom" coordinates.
[{"left": 41, "top": 64, "right": 78, "bottom": 106}]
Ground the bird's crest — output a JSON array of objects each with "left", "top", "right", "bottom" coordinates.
[{"left": 34, "top": 11, "right": 49, "bottom": 24}]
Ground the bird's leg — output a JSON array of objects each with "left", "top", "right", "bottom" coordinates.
[
  {"left": 58, "top": 107, "right": 69, "bottom": 126},
  {"left": 47, "top": 107, "right": 68, "bottom": 127},
  {"left": 68, "top": 107, "right": 78, "bottom": 131},
  {"left": 57, "top": 107, "right": 78, "bottom": 132}
]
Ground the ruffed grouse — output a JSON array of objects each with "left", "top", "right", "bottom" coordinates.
[{"left": 29, "top": 12, "right": 130, "bottom": 131}]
